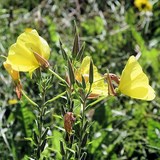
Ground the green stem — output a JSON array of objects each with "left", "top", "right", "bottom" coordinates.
[
  {"left": 77, "top": 99, "right": 86, "bottom": 159},
  {"left": 44, "top": 91, "right": 66, "bottom": 106},
  {"left": 48, "top": 68, "right": 69, "bottom": 86},
  {"left": 81, "top": 102, "right": 86, "bottom": 133},
  {"left": 77, "top": 84, "right": 92, "bottom": 159},
  {"left": 36, "top": 84, "right": 47, "bottom": 159},
  {"left": 85, "top": 96, "right": 107, "bottom": 111},
  {"left": 21, "top": 90, "right": 39, "bottom": 108}
]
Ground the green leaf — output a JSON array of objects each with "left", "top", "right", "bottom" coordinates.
[
  {"left": 148, "top": 118, "right": 160, "bottom": 148},
  {"left": 51, "top": 130, "right": 63, "bottom": 159},
  {"left": 59, "top": 40, "right": 68, "bottom": 60},
  {"left": 80, "top": 152, "right": 87, "bottom": 160},
  {"left": 60, "top": 140, "right": 66, "bottom": 155},
  {"left": 41, "top": 127, "right": 49, "bottom": 140},
  {"left": 18, "top": 102, "right": 36, "bottom": 137}
]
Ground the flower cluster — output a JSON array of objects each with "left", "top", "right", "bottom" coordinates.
[{"left": 4, "top": 29, "right": 155, "bottom": 101}]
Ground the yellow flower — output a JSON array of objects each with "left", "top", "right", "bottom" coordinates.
[
  {"left": 75, "top": 56, "right": 108, "bottom": 99},
  {"left": 3, "top": 61, "right": 20, "bottom": 81},
  {"left": 118, "top": 56, "right": 155, "bottom": 100},
  {"left": 134, "top": 0, "right": 152, "bottom": 11},
  {"left": 6, "top": 29, "right": 50, "bottom": 76}
]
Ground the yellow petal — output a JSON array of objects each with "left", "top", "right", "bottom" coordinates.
[
  {"left": 7, "top": 29, "right": 50, "bottom": 74},
  {"left": 118, "top": 56, "right": 155, "bottom": 100},
  {"left": 7, "top": 43, "right": 39, "bottom": 72},
  {"left": 75, "top": 56, "right": 108, "bottom": 98},
  {"left": 3, "top": 61, "right": 20, "bottom": 81}
]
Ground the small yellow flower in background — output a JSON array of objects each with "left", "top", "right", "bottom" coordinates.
[
  {"left": 8, "top": 99, "right": 18, "bottom": 105},
  {"left": 6, "top": 29, "right": 50, "bottom": 76},
  {"left": 134, "top": 0, "right": 152, "bottom": 11},
  {"left": 118, "top": 56, "right": 155, "bottom": 101},
  {"left": 3, "top": 61, "right": 20, "bottom": 81},
  {"left": 75, "top": 56, "right": 108, "bottom": 99}
]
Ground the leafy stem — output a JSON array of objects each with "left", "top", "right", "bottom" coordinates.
[
  {"left": 33, "top": 78, "right": 50, "bottom": 159},
  {"left": 48, "top": 68, "right": 69, "bottom": 87},
  {"left": 76, "top": 84, "right": 92, "bottom": 159}
]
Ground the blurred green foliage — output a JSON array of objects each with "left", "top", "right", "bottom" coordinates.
[{"left": 0, "top": 0, "right": 160, "bottom": 159}]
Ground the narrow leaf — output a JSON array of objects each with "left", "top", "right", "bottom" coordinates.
[
  {"left": 60, "top": 140, "right": 66, "bottom": 155},
  {"left": 82, "top": 120, "right": 89, "bottom": 132},
  {"left": 40, "top": 139, "right": 47, "bottom": 152},
  {"left": 41, "top": 127, "right": 49, "bottom": 140},
  {"left": 61, "top": 105, "right": 66, "bottom": 116},
  {"left": 80, "top": 152, "right": 87, "bottom": 160},
  {"left": 59, "top": 40, "right": 68, "bottom": 60},
  {"left": 81, "top": 132, "right": 88, "bottom": 147},
  {"left": 33, "top": 131, "right": 39, "bottom": 144}
]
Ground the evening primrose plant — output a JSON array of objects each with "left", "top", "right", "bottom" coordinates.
[
  {"left": 3, "top": 27, "right": 155, "bottom": 159},
  {"left": 3, "top": 28, "right": 67, "bottom": 159}
]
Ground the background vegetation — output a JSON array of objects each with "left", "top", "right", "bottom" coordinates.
[{"left": 0, "top": 0, "right": 160, "bottom": 159}]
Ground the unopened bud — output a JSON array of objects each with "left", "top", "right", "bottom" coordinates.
[
  {"left": 15, "top": 81, "right": 22, "bottom": 99},
  {"left": 33, "top": 52, "right": 50, "bottom": 69}
]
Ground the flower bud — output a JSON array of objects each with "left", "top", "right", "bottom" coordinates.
[{"left": 64, "top": 112, "right": 76, "bottom": 134}]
